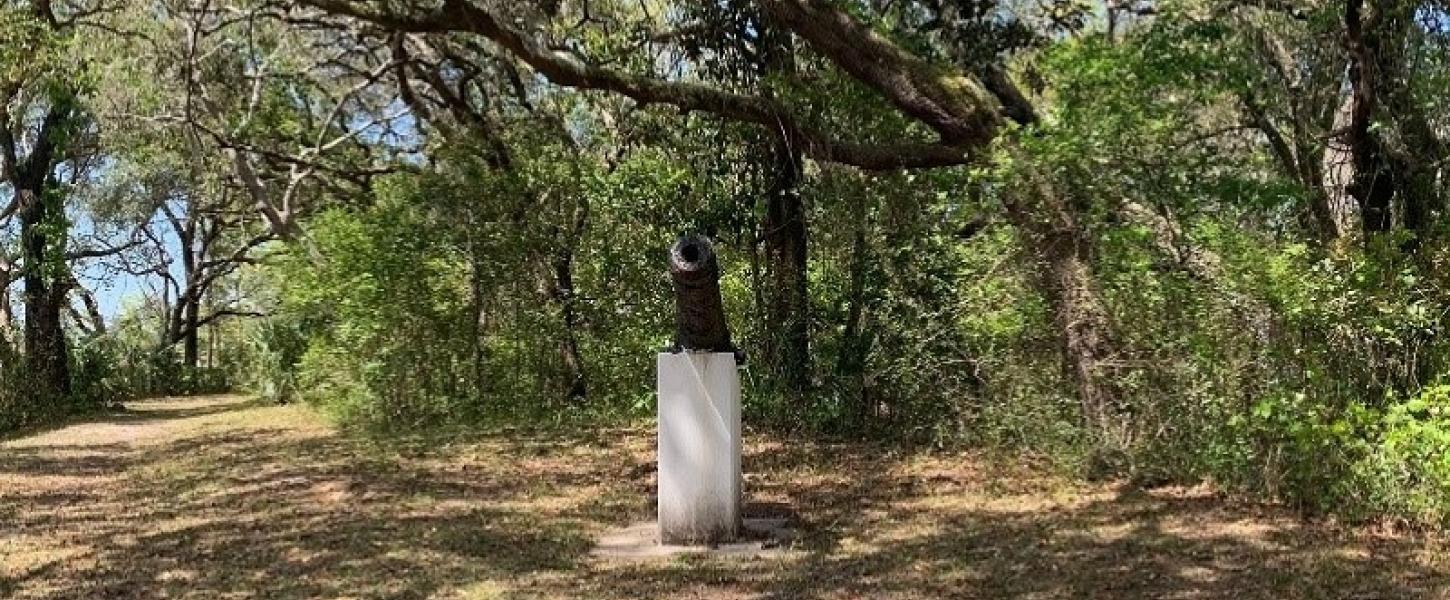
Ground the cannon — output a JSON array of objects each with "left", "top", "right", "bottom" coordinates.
[
  {"left": 667, "top": 234, "right": 736, "bottom": 354},
  {"left": 657, "top": 234, "right": 743, "bottom": 544}
]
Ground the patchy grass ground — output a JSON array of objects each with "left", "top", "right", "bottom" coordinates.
[{"left": 2, "top": 395, "right": 1448, "bottom": 599}]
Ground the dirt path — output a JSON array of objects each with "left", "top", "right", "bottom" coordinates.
[{"left": 2, "top": 395, "right": 1447, "bottom": 599}]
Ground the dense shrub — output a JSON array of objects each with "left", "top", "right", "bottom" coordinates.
[{"left": 1358, "top": 387, "right": 1450, "bottom": 525}]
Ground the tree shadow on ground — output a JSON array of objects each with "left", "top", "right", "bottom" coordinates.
[
  {"left": 2, "top": 404, "right": 625, "bottom": 600},
  {"left": 753, "top": 493, "right": 1447, "bottom": 599},
  {"left": 544, "top": 442, "right": 1450, "bottom": 599},
  {"left": 91, "top": 400, "right": 252, "bottom": 424},
  {"left": 4, "top": 398, "right": 1447, "bottom": 599},
  {"left": 0, "top": 396, "right": 250, "bottom": 443}
]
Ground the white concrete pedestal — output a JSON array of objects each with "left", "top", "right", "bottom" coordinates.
[{"left": 657, "top": 352, "right": 741, "bottom": 544}]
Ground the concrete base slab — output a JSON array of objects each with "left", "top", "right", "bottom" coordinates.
[{"left": 591, "top": 518, "right": 796, "bottom": 561}]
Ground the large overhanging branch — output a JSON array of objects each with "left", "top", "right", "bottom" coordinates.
[
  {"left": 753, "top": 0, "right": 1020, "bottom": 142},
  {"left": 296, "top": 0, "right": 973, "bottom": 170},
  {"left": 225, "top": 147, "right": 301, "bottom": 241}
]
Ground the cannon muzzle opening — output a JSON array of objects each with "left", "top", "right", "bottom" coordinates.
[
  {"left": 669, "top": 234, "right": 735, "bottom": 353},
  {"left": 670, "top": 235, "right": 714, "bottom": 279}
]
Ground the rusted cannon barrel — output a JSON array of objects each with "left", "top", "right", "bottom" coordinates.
[{"left": 669, "top": 234, "right": 735, "bottom": 353}]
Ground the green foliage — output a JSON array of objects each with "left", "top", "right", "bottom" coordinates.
[
  {"left": 0, "top": 349, "right": 33, "bottom": 432},
  {"left": 1214, "top": 385, "right": 1450, "bottom": 527},
  {"left": 247, "top": 315, "right": 309, "bottom": 404},
  {"left": 257, "top": 139, "right": 709, "bottom": 430},
  {"left": 0, "top": 329, "right": 232, "bottom": 433},
  {"left": 273, "top": 184, "right": 478, "bottom": 428},
  {"left": 1357, "top": 386, "right": 1450, "bottom": 525},
  {"left": 0, "top": 8, "right": 61, "bottom": 83}
]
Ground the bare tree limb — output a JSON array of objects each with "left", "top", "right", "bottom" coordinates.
[
  {"left": 297, "top": 0, "right": 976, "bottom": 169},
  {"left": 64, "top": 238, "right": 145, "bottom": 261}
]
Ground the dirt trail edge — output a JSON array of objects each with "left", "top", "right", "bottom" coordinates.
[{"left": 3, "top": 395, "right": 1447, "bottom": 599}]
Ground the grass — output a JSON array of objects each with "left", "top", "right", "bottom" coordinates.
[{"left": 2, "top": 395, "right": 1448, "bottom": 599}]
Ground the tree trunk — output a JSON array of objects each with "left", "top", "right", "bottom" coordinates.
[
  {"left": 8, "top": 98, "right": 76, "bottom": 407},
  {"left": 468, "top": 242, "right": 489, "bottom": 399},
  {"left": 761, "top": 136, "right": 811, "bottom": 393},
  {"left": 1004, "top": 165, "right": 1126, "bottom": 445},
  {"left": 181, "top": 218, "right": 200, "bottom": 370},
  {"left": 0, "top": 261, "right": 14, "bottom": 355},
  {"left": 836, "top": 213, "right": 869, "bottom": 377},
  {"left": 1342, "top": 0, "right": 1444, "bottom": 239},
  {"left": 18, "top": 187, "right": 71, "bottom": 404},
  {"left": 547, "top": 193, "right": 590, "bottom": 402},
  {"left": 550, "top": 248, "right": 587, "bottom": 401},
  {"left": 1379, "top": 43, "right": 1445, "bottom": 240},
  {"left": 754, "top": 14, "right": 812, "bottom": 395},
  {"left": 836, "top": 197, "right": 873, "bottom": 425},
  {"left": 1040, "top": 229, "right": 1122, "bottom": 440},
  {"left": 1347, "top": 133, "right": 1396, "bottom": 234},
  {"left": 1322, "top": 94, "right": 1366, "bottom": 238},
  {"left": 183, "top": 299, "right": 200, "bottom": 370},
  {"left": 182, "top": 210, "right": 202, "bottom": 370}
]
